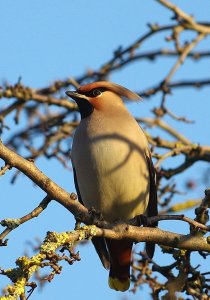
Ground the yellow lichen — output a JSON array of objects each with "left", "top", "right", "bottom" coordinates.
[
  {"left": 2, "top": 277, "right": 26, "bottom": 299},
  {"left": 169, "top": 200, "right": 201, "bottom": 212},
  {"left": 1, "top": 228, "right": 98, "bottom": 298},
  {"left": 77, "top": 225, "right": 97, "bottom": 240},
  {"left": 1, "top": 219, "right": 21, "bottom": 229},
  {"left": 0, "top": 295, "right": 17, "bottom": 300},
  {"left": 40, "top": 231, "right": 71, "bottom": 253}
]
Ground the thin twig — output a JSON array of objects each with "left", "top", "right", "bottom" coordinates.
[
  {"left": 163, "top": 33, "right": 206, "bottom": 86},
  {"left": 0, "top": 195, "right": 52, "bottom": 242},
  {"left": 137, "top": 117, "right": 191, "bottom": 144},
  {"left": 155, "top": 146, "right": 195, "bottom": 168},
  {"left": 139, "top": 79, "right": 210, "bottom": 98},
  {"left": 157, "top": 0, "right": 210, "bottom": 34}
]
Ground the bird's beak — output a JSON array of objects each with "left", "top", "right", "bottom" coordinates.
[
  {"left": 66, "top": 90, "right": 93, "bottom": 118},
  {"left": 66, "top": 91, "right": 89, "bottom": 101}
]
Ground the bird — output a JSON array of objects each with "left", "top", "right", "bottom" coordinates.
[{"left": 66, "top": 81, "right": 157, "bottom": 292}]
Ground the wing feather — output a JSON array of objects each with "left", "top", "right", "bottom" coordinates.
[
  {"left": 145, "top": 153, "right": 158, "bottom": 258},
  {"left": 73, "top": 167, "right": 110, "bottom": 269}
]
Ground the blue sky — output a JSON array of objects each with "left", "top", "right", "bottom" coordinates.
[{"left": 0, "top": 1, "right": 210, "bottom": 299}]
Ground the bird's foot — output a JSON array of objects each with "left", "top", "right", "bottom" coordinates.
[
  {"left": 74, "top": 220, "right": 81, "bottom": 230},
  {"left": 89, "top": 207, "right": 104, "bottom": 223},
  {"left": 137, "top": 214, "right": 148, "bottom": 227}
]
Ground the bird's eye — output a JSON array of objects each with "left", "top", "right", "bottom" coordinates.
[
  {"left": 92, "top": 89, "right": 102, "bottom": 97},
  {"left": 83, "top": 88, "right": 106, "bottom": 98}
]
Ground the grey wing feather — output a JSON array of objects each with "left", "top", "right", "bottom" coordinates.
[{"left": 73, "top": 167, "right": 110, "bottom": 269}]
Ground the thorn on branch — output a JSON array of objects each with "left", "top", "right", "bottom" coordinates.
[
  {"left": 147, "top": 23, "right": 160, "bottom": 31},
  {"left": 0, "top": 164, "right": 12, "bottom": 176}
]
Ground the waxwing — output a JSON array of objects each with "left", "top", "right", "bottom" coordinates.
[{"left": 66, "top": 81, "right": 157, "bottom": 292}]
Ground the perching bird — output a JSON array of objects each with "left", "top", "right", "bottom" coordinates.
[{"left": 66, "top": 81, "right": 157, "bottom": 292}]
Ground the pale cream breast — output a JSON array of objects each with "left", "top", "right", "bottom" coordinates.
[{"left": 72, "top": 109, "right": 150, "bottom": 222}]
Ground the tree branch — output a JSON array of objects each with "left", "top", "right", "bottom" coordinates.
[
  {"left": 1, "top": 139, "right": 210, "bottom": 254},
  {"left": 157, "top": 0, "right": 210, "bottom": 34}
]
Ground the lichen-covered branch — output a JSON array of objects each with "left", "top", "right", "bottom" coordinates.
[{"left": 1, "top": 219, "right": 210, "bottom": 299}]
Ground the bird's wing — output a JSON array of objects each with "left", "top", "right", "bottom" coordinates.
[
  {"left": 145, "top": 153, "right": 158, "bottom": 258},
  {"left": 73, "top": 167, "right": 110, "bottom": 269}
]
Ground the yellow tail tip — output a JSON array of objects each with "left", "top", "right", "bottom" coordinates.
[{"left": 108, "top": 277, "right": 130, "bottom": 292}]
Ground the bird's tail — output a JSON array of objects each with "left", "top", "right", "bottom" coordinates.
[{"left": 106, "top": 239, "right": 133, "bottom": 292}]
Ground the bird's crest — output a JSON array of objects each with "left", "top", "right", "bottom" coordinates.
[{"left": 78, "top": 81, "right": 141, "bottom": 101}]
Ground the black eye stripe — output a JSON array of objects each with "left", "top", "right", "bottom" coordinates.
[{"left": 80, "top": 87, "right": 107, "bottom": 97}]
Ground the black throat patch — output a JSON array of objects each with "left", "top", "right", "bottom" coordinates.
[{"left": 76, "top": 98, "right": 94, "bottom": 119}]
